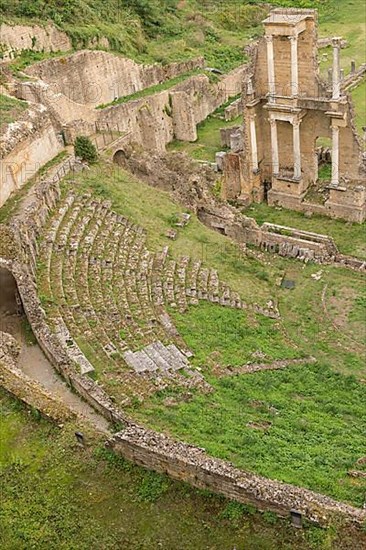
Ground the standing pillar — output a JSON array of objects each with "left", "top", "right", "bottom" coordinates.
[
  {"left": 293, "top": 120, "right": 301, "bottom": 179},
  {"left": 269, "top": 119, "right": 279, "bottom": 175},
  {"left": 249, "top": 114, "right": 259, "bottom": 172},
  {"left": 332, "top": 38, "right": 341, "bottom": 100},
  {"left": 289, "top": 34, "right": 299, "bottom": 96},
  {"left": 265, "top": 35, "right": 275, "bottom": 101},
  {"left": 331, "top": 125, "right": 340, "bottom": 186}
]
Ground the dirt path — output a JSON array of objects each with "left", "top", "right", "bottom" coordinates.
[{"left": 18, "top": 341, "right": 111, "bottom": 433}]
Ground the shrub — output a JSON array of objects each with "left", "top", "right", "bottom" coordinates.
[{"left": 74, "top": 136, "right": 98, "bottom": 164}]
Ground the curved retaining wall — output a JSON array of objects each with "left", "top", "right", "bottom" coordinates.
[
  {"left": 1, "top": 168, "right": 365, "bottom": 527},
  {"left": 25, "top": 51, "right": 205, "bottom": 108}
]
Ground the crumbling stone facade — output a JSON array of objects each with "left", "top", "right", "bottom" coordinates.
[{"left": 222, "top": 8, "right": 366, "bottom": 223}]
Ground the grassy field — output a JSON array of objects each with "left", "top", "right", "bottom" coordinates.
[
  {"left": 130, "top": 362, "right": 366, "bottom": 506},
  {"left": 4, "top": 389, "right": 362, "bottom": 550},
  {"left": 169, "top": 302, "right": 302, "bottom": 367},
  {"left": 244, "top": 203, "right": 366, "bottom": 260},
  {"left": 318, "top": 0, "right": 366, "bottom": 76}
]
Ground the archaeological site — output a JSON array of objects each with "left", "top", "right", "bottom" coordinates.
[{"left": 0, "top": 1, "right": 365, "bottom": 548}]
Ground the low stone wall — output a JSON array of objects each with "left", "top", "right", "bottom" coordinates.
[
  {"left": 197, "top": 206, "right": 366, "bottom": 269},
  {"left": 342, "top": 64, "right": 366, "bottom": 92},
  {"left": 106, "top": 426, "right": 365, "bottom": 527},
  {"left": 224, "top": 98, "right": 243, "bottom": 121}
]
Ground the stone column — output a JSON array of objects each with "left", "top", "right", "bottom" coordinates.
[
  {"left": 289, "top": 34, "right": 298, "bottom": 96},
  {"left": 269, "top": 118, "right": 279, "bottom": 175},
  {"left": 331, "top": 125, "right": 339, "bottom": 186},
  {"left": 249, "top": 114, "right": 259, "bottom": 172},
  {"left": 292, "top": 120, "right": 301, "bottom": 179},
  {"left": 332, "top": 38, "right": 341, "bottom": 100},
  {"left": 265, "top": 35, "right": 275, "bottom": 100}
]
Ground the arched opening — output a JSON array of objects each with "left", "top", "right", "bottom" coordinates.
[
  {"left": 0, "top": 267, "right": 23, "bottom": 339},
  {"left": 113, "top": 149, "right": 127, "bottom": 167}
]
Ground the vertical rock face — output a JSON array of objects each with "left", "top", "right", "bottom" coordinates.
[
  {"left": 0, "top": 106, "right": 63, "bottom": 208},
  {"left": 0, "top": 23, "right": 72, "bottom": 55},
  {"left": 25, "top": 51, "right": 205, "bottom": 108}
]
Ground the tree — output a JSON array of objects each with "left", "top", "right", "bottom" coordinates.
[{"left": 74, "top": 136, "right": 98, "bottom": 164}]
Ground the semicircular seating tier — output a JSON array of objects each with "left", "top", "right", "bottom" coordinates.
[{"left": 37, "top": 190, "right": 266, "bottom": 406}]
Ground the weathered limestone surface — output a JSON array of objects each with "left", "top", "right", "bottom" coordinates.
[
  {"left": 0, "top": 329, "right": 75, "bottom": 423},
  {"left": 25, "top": 51, "right": 205, "bottom": 107},
  {"left": 0, "top": 104, "right": 63, "bottom": 207},
  {"left": 98, "top": 68, "right": 247, "bottom": 151},
  {"left": 0, "top": 23, "right": 72, "bottom": 55}
]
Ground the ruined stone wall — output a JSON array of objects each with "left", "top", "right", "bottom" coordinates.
[
  {"left": 106, "top": 426, "right": 365, "bottom": 527},
  {"left": 25, "top": 51, "right": 205, "bottom": 108},
  {"left": 98, "top": 68, "right": 247, "bottom": 152},
  {"left": 0, "top": 105, "right": 63, "bottom": 208},
  {"left": 0, "top": 23, "right": 72, "bottom": 55}
]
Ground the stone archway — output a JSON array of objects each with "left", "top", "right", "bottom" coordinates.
[{"left": 113, "top": 149, "right": 127, "bottom": 167}]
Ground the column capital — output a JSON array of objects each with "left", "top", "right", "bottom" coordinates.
[
  {"left": 288, "top": 34, "right": 298, "bottom": 42},
  {"left": 331, "top": 37, "right": 342, "bottom": 48},
  {"left": 265, "top": 34, "right": 273, "bottom": 43},
  {"left": 269, "top": 118, "right": 277, "bottom": 127},
  {"left": 292, "top": 119, "right": 302, "bottom": 128}
]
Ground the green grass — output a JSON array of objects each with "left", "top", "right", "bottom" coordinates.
[
  {"left": 318, "top": 0, "right": 366, "bottom": 76},
  {"left": 169, "top": 302, "right": 301, "bottom": 368},
  {"left": 244, "top": 203, "right": 366, "bottom": 259},
  {"left": 351, "top": 78, "right": 366, "bottom": 138},
  {"left": 130, "top": 363, "right": 366, "bottom": 507},
  {"left": 168, "top": 113, "right": 242, "bottom": 162},
  {"left": 0, "top": 93, "right": 27, "bottom": 126},
  {"left": 2, "top": 389, "right": 356, "bottom": 550},
  {"left": 278, "top": 263, "right": 366, "bottom": 378}
]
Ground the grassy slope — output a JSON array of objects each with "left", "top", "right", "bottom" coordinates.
[
  {"left": 3, "top": 390, "right": 364, "bottom": 550},
  {"left": 0, "top": 93, "right": 27, "bottom": 128},
  {"left": 318, "top": 0, "right": 366, "bottom": 76}
]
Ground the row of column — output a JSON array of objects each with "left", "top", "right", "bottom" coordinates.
[
  {"left": 266, "top": 33, "right": 342, "bottom": 100},
  {"left": 268, "top": 118, "right": 301, "bottom": 179},
  {"left": 249, "top": 115, "right": 339, "bottom": 185},
  {"left": 265, "top": 33, "right": 299, "bottom": 98}
]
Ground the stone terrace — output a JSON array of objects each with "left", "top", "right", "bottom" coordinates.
[{"left": 37, "top": 189, "right": 273, "bottom": 406}]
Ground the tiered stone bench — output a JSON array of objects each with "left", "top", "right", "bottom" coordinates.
[{"left": 38, "top": 191, "right": 274, "bottom": 404}]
